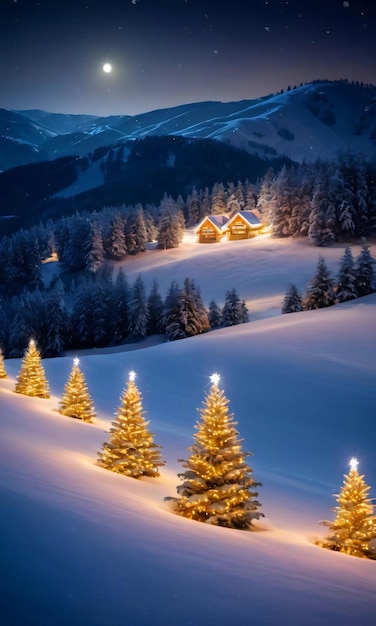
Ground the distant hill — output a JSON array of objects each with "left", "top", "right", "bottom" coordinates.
[
  {"left": 1, "top": 80, "right": 375, "bottom": 174},
  {"left": 0, "top": 136, "right": 292, "bottom": 233},
  {"left": 1, "top": 79, "right": 375, "bottom": 234}
]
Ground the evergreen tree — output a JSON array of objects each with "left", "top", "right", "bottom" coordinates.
[
  {"left": 111, "top": 267, "right": 130, "bottom": 344},
  {"left": 14, "top": 339, "right": 50, "bottom": 398},
  {"left": 319, "top": 458, "right": 376, "bottom": 559},
  {"left": 128, "top": 274, "right": 150, "bottom": 338},
  {"left": 104, "top": 212, "right": 127, "bottom": 260},
  {"left": 97, "top": 371, "right": 165, "bottom": 478},
  {"left": 304, "top": 256, "right": 336, "bottom": 310},
  {"left": 355, "top": 242, "right": 375, "bottom": 297},
  {"left": 147, "top": 279, "right": 165, "bottom": 334},
  {"left": 335, "top": 246, "right": 358, "bottom": 303},
  {"left": 84, "top": 220, "right": 105, "bottom": 272},
  {"left": 0, "top": 346, "right": 7, "bottom": 378},
  {"left": 166, "top": 374, "right": 263, "bottom": 529},
  {"left": 308, "top": 171, "right": 336, "bottom": 246},
  {"left": 163, "top": 280, "right": 182, "bottom": 341},
  {"left": 58, "top": 358, "right": 95, "bottom": 422},
  {"left": 211, "top": 182, "right": 227, "bottom": 214},
  {"left": 157, "top": 195, "right": 184, "bottom": 249},
  {"left": 281, "top": 283, "right": 304, "bottom": 314},
  {"left": 44, "top": 286, "right": 71, "bottom": 356},
  {"left": 222, "top": 289, "right": 249, "bottom": 326},
  {"left": 208, "top": 299, "right": 222, "bottom": 329},
  {"left": 186, "top": 187, "right": 201, "bottom": 226}
]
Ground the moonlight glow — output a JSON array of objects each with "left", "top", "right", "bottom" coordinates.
[{"left": 102, "top": 63, "right": 112, "bottom": 74}]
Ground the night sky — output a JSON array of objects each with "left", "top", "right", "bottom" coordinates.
[{"left": 1, "top": 0, "right": 375, "bottom": 117}]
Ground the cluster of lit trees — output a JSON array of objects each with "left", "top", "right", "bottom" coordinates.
[
  {"left": 282, "top": 243, "right": 375, "bottom": 314},
  {"left": 2, "top": 341, "right": 375, "bottom": 555}
]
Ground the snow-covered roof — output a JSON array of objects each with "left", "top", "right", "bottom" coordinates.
[
  {"left": 195, "top": 214, "right": 230, "bottom": 234},
  {"left": 226, "top": 210, "right": 262, "bottom": 229}
]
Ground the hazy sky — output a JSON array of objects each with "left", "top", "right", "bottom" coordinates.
[{"left": 1, "top": 0, "right": 375, "bottom": 117}]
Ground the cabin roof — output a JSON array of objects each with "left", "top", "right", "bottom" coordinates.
[
  {"left": 195, "top": 214, "right": 229, "bottom": 234},
  {"left": 226, "top": 210, "right": 262, "bottom": 228}
]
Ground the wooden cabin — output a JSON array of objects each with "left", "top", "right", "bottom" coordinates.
[
  {"left": 224, "top": 210, "right": 262, "bottom": 240},
  {"left": 195, "top": 214, "right": 229, "bottom": 243},
  {"left": 195, "top": 210, "right": 263, "bottom": 243}
]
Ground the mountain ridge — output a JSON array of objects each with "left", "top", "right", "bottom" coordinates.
[{"left": 1, "top": 80, "right": 375, "bottom": 173}]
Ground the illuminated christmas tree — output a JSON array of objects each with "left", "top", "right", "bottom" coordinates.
[
  {"left": 167, "top": 374, "right": 263, "bottom": 529},
  {"left": 97, "top": 371, "right": 165, "bottom": 478},
  {"left": 58, "top": 357, "right": 95, "bottom": 423},
  {"left": 320, "top": 458, "right": 376, "bottom": 558},
  {"left": 0, "top": 347, "right": 7, "bottom": 378},
  {"left": 14, "top": 339, "right": 50, "bottom": 398}
]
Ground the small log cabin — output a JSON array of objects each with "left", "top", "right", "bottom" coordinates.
[
  {"left": 195, "top": 210, "right": 263, "bottom": 243},
  {"left": 194, "top": 214, "right": 230, "bottom": 243},
  {"left": 225, "top": 210, "right": 262, "bottom": 240}
]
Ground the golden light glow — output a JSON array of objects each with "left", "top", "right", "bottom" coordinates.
[
  {"left": 129, "top": 370, "right": 136, "bottom": 382},
  {"left": 29, "top": 339, "right": 35, "bottom": 347},
  {"left": 349, "top": 457, "right": 359, "bottom": 472},
  {"left": 210, "top": 372, "right": 220, "bottom": 386}
]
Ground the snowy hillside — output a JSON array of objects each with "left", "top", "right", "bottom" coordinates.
[
  {"left": 2, "top": 80, "right": 375, "bottom": 172},
  {"left": 1, "top": 237, "right": 376, "bottom": 625}
]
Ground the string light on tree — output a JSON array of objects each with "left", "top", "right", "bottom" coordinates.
[
  {"left": 319, "top": 458, "right": 376, "bottom": 558},
  {"left": 58, "top": 357, "right": 96, "bottom": 423},
  {"left": 166, "top": 373, "right": 264, "bottom": 529},
  {"left": 14, "top": 339, "right": 50, "bottom": 398},
  {"left": 97, "top": 371, "right": 165, "bottom": 479}
]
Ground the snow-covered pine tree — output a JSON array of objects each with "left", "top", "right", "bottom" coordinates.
[
  {"left": 308, "top": 171, "right": 336, "bottom": 246},
  {"left": 166, "top": 374, "right": 263, "bottom": 529},
  {"left": 157, "top": 195, "right": 184, "bottom": 249},
  {"left": 0, "top": 346, "right": 7, "bottom": 378},
  {"left": 335, "top": 246, "right": 358, "bottom": 303},
  {"left": 14, "top": 339, "right": 50, "bottom": 398},
  {"left": 281, "top": 283, "right": 304, "bottom": 314},
  {"left": 186, "top": 187, "right": 201, "bottom": 226},
  {"left": 104, "top": 212, "right": 127, "bottom": 260},
  {"left": 211, "top": 182, "right": 227, "bottom": 215},
  {"left": 208, "top": 299, "right": 222, "bottom": 329},
  {"left": 319, "top": 458, "right": 376, "bottom": 559},
  {"left": 44, "top": 286, "right": 71, "bottom": 357},
  {"left": 97, "top": 371, "right": 165, "bottom": 478},
  {"left": 111, "top": 267, "right": 130, "bottom": 344},
  {"left": 58, "top": 358, "right": 95, "bottom": 422},
  {"left": 85, "top": 221, "right": 105, "bottom": 273},
  {"left": 221, "top": 289, "right": 249, "bottom": 326},
  {"left": 355, "top": 242, "right": 375, "bottom": 297},
  {"left": 128, "top": 274, "right": 150, "bottom": 338},
  {"left": 304, "top": 255, "right": 336, "bottom": 310},
  {"left": 147, "top": 279, "right": 165, "bottom": 334}
]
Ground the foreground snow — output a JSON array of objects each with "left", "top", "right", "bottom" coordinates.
[{"left": 2, "top": 238, "right": 376, "bottom": 625}]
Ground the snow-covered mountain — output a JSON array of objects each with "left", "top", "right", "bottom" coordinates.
[{"left": 1, "top": 80, "right": 375, "bottom": 172}]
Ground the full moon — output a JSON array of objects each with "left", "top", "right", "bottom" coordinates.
[{"left": 102, "top": 63, "right": 112, "bottom": 73}]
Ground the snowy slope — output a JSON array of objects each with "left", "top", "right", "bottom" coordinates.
[{"left": 1, "top": 237, "right": 376, "bottom": 625}]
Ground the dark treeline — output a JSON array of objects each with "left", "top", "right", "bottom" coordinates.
[{"left": 0, "top": 266, "right": 249, "bottom": 357}]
